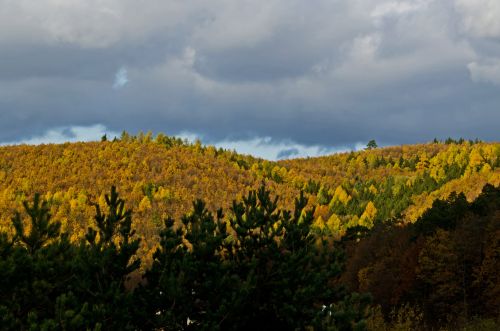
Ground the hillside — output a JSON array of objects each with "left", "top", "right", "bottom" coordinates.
[
  {"left": 0, "top": 135, "right": 498, "bottom": 260},
  {"left": 0, "top": 135, "right": 499, "bottom": 329},
  {"left": 280, "top": 141, "right": 500, "bottom": 235}
]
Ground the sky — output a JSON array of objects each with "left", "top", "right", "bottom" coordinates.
[{"left": 1, "top": 0, "right": 499, "bottom": 160}]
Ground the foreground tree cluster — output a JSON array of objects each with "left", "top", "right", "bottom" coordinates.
[
  {"left": 0, "top": 186, "right": 369, "bottom": 330},
  {"left": 1, "top": 183, "right": 499, "bottom": 330},
  {"left": 344, "top": 184, "right": 500, "bottom": 330}
]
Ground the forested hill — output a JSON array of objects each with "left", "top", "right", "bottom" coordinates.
[
  {"left": 280, "top": 141, "right": 500, "bottom": 234},
  {"left": 0, "top": 134, "right": 498, "bottom": 260}
]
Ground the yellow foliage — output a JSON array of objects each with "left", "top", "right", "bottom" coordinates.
[
  {"left": 0, "top": 139, "right": 498, "bottom": 265},
  {"left": 313, "top": 216, "right": 326, "bottom": 230},
  {"left": 138, "top": 197, "right": 152, "bottom": 212},
  {"left": 481, "top": 163, "right": 492, "bottom": 174},
  {"left": 368, "top": 184, "right": 378, "bottom": 195},
  {"left": 359, "top": 201, "right": 377, "bottom": 228},
  {"left": 333, "top": 186, "right": 351, "bottom": 205},
  {"left": 327, "top": 213, "right": 342, "bottom": 234},
  {"left": 416, "top": 152, "right": 429, "bottom": 171},
  {"left": 469, "top": 148, "right": 484, "bottom": 169}
]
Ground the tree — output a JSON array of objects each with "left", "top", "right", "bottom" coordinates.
[
  {"left": 359, "top": 201, "right": 377, "bottom": 228},
  {"left": 11, "top": 193, "right": 61, "bottom": 254},
  {"left": 139, "top": 185, "right": 370, "bottom": 330},
  {"left": 317, "top": 185, "right": 331, "bottom": 205},
  {"left": 366, "top": 140, "right": 378, "bottom": 150},
  {"left": 416, "top": 230, "right": 462, "bottom": 322},
  {"left": 0, "top": 193, "right": 73, "bottom": 329},
  {"left": 67, "top": 186, "right": 141, "bottom": 329}
]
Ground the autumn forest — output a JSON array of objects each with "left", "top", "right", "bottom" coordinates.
[{"left": 0, "top": 133, "right": 499, "bottom": 330}]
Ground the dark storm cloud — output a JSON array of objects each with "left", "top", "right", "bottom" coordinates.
[{"left": 0, "top": 0, "right": 499, "bottom": 155}]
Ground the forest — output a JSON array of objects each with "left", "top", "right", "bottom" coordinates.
[{"left": 0, "top": 133, "right": 499, "bottom": 330}]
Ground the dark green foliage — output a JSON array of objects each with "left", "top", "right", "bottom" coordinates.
[
  {"left": 11, "top": 193, "right": 61, "bottom": 254},
  {"left": 0, "top": 193, "right": 74, "bottom": 329},
  {"left": 304, "top": 179, "right": 321, "bottom": 194},
  {"left": 142, "top": 182, "right": 157, "bottom": 201},
  {"left": 413, "top": 191, "right": 469, "bottom": 236},
  {"left": 328, "top": 169, "right": 455, "bottom": 225},
  {"left": 319, "top": 293, "right": 372, "bottom": 331},
  {"left": 1, "top": 181, "right": 498, "bottom": 330},
  {"left": 442, "top": 137, "right": 483, "bottom": 145},
  {"left": 226, "top": 188, "right": 341, "bottom": 330},
  {"left": 471, "top": 183, "right": 500, "bottom": 215},
  {"left": 137, "top": 201, "right": 231, "bottom": 330},
  {"left": 330, "top": 199, "right": 348, "bottom": 216},
  {"left": 155, "top": 132, "right": 188, "bottom": 148},
  {"left": 317, "top": 186, "right": 332, "bottom": 205},
  {"left": 365, "top": 140, "right": 378, "bottom": 150},
  {"left": 139, "top": 186, "right": 369, "bottom": 330},
  {"left": 0, "top": 186, "right": 368, "bottom": 330},
  {"left": 0, "top": 187, "right": 140, "bottom": 330},
  {"left": 68, "top": 186, "right": 141, "bottom": 329},
  {"left": 341, "top": 225, "right": 370, "bottom": 242}
]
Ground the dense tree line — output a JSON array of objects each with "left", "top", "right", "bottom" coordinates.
[
  {"left": 0, "top": 135, "right": 498, "bottom": 265},
  {"left": 281, "top": 141, "right": 499, "bottom": 238},
  {"left": 0, "top": 186, "right": 370, "bottom": 330},
  {"left": 342, "top": 184, "right": 500, "bottom": 330},
  {"left": 0, "top": 138, "right": 296, "bottom": 267}
]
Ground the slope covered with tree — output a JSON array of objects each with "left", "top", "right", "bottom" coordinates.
[
  {"left": 0, "top": 135, "right": 298, "bottom": 263},
  {"left": 279, "top": 140, "right": 500, "bottom": 236},
  {"left": 0, "top": 134, "right": 498, "bottom": 329},
  {"left": 0, "top": 135, "right": 498, "bottom": 261}
]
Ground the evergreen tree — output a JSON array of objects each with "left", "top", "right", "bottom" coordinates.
[
  {"left": 68, "top": 186, "right": 141, "bottom": 329},
  {"left": 0, "top": 193, "right": 73, "bottom": 329},
  {"left": 139, "top": 185, "right": 370, "bottom": 330},
  {"left": 366, "top": 140, "right": 378, "bottom": 150}
]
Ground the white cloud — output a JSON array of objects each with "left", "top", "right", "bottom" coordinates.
[
  {"left": 178, "top": 131, "right": 361, "bottom": 160},
  {"left": 215, "top": 137, "right": 337, "bottom": 160},
  {"left": 371, "top": 0, "right": 433, "bottom": 22},
  {"left": 349, "top": 34, "right": 381, "bottom": 63},
  {"left": 1, "top": 124, "right": 120, "bottom": 145},
  {"left": 468, "top": 60, "right": 500, "bottom": 86},
  {"left": 455, "top": 0, "right": 500, "bottom": 38},
  {"left": 0, "top": 0, "right": 197, "bottom": 48},
  {"left": 1, "top": 125, "right": 378, "bottom": 160},
  {"left": 113, "top": 67, "right": 129, "bottom": 89}
]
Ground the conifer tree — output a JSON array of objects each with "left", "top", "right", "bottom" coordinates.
[
  {"left": 139, "top": 185, "right": 370, "bottom": 330},
  {"left": 68, "top": 186, "right": 141, "bottom": 330}
]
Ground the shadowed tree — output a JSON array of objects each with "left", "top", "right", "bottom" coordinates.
[{"left": 139, "top": 185, "right": 370, "bottom": 330}]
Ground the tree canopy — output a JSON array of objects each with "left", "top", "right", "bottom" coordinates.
[{"left": 0, "top": 185, "right": 370, "bottom": 330}]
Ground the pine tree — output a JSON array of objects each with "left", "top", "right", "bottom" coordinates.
[
  {"left": 139, "top": 185, "right": 370, "bottom": 330},
  {"left": 366, "top": 140, "right": 378, "bottom": 150}
]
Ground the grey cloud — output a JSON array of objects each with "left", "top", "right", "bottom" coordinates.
[
  {"left": 277, "top": 148, "right": 300, "bottom": 160},
  {"left": 468, "top": 61, "right": 500, "bottom": 85},
  {"left": 0, "top": 0, "right": 499, "bottom": 152},
  {"left": 0, "top": 124, "right": 119, "bottom": 146}
]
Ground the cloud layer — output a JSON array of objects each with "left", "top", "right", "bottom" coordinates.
[
  {"left": 0, "top": 124, "right": 119, "bottom": 146},
  {"left": 1, "top": 0, "right": 499, "bottom": 155}
]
